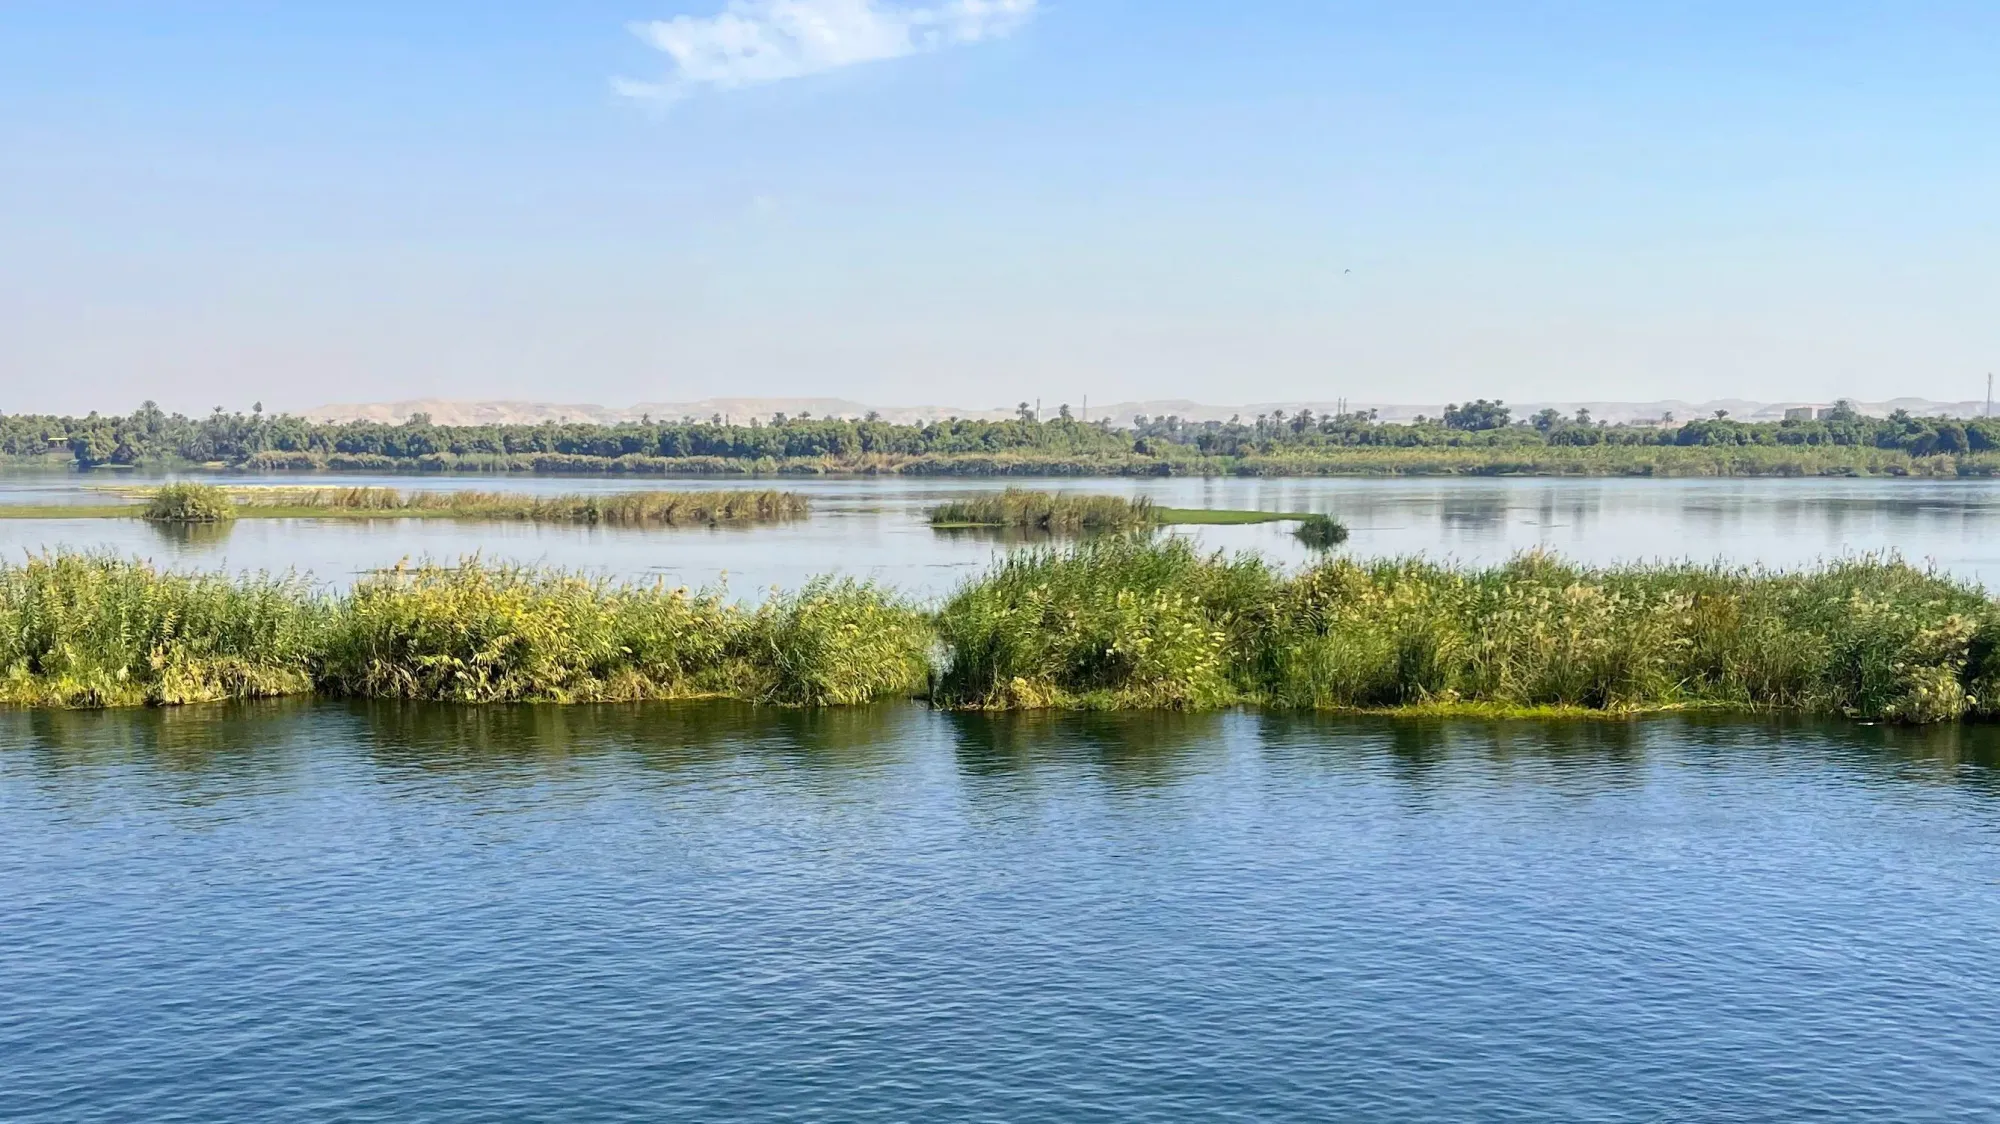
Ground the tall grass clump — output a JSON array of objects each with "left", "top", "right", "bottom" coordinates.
[
  {"left": 0, "top": 553, "right": 323, "bottom": 706},
  {"left": 932, "top": 536, "right": 1280, "bottom": 709},
  {"left": 1264, "top": 552, "right": 2000, "bottom": 721},
  {"left": 319, "top": 561, "right": 735, "bottom": 703},
  {"left": 317, "top": 560, "right": 925, "bottom": 706},
  {"left": 735, "top": 578, "right": 933, "bottom": 706},
  {"left": 513, "top": 489, "right": 809, "bottom": 526},
  {"left": 142, "top": 482, "right": 236, "bottom": 523},
  {"left": 928, "top": 488, "right": 1158, "bottom": 533},
  {"left": 930, "top": 539, "right": 2000, "bottom": 722},
  {"left": 1292, "top": 514, "right": 1349, "bottom": 549}
]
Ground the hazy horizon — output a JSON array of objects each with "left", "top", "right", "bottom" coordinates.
[{"left": 3, "top": 1, "right": 1996, "bottom": 416}]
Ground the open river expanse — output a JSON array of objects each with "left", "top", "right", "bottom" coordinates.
[
  {"left": 6, "top": 471, "right": 2000, "bottom": 594},
  {"left": 5, "top": 473, "right": 2000, "bottom": 1120}
]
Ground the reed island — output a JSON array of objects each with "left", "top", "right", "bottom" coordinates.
[
  {"left": 2, "top": 483, "right": 810, "bottom": 526},
  {"left": 0, "top": 540, "right": 1989, "bottom": 724}
]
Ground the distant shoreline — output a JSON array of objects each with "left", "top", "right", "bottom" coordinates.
[
  {"left": 8, "top": 449, "right": 2000, "bottom": 479},
  {"left": 10, "top": 402, "right": 2000, "bottom": 479}
]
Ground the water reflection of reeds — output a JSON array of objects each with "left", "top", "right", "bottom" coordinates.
[
  {"left": 8, "top": 699, "right": 2000, "bottom": 804},
  {"left": 945, "top": 709, "right": 1227, "bottom": 787},
  {"left": 349, "top": 698, "right": 917, "bottom": 776},
  {"left": 145, "top": 519, "right": 236, "bottom": 549}
]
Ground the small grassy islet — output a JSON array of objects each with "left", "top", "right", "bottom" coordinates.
[
  {"left": 0, "top": 485, "right": 811, "bottom": 526},
  {"left": 928, "top": 488, "right": 1344, "bottom": 545}
]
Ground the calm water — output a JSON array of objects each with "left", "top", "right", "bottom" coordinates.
[
  {"left": 4, "top": 703, "right": 2000, "bottom": 1121},
  {"left": 8, "top": 476, "right": 2000, "bottom": 1120},
  {"left": 4, "top": 472, "right": 2000, "bottom": 595}
]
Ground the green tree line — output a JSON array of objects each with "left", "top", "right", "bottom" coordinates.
[{"left": 3, "top": 398, "right": 1996, "bottom": 471}]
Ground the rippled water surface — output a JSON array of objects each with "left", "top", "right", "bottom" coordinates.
[
  {"left": 6, "top": 472, "right": 2000, "bottom": 594},
  {"left": 8, "top": 475, "right": 2000, "bottom": 1119},
  {"left": 6, "top": 703, "right": 2000, "bottom": 1122}
]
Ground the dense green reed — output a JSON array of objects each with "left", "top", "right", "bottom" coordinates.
[
  {"left": 928, "top": 489, "right": 1159, "bottom": 532},
  {"left": 320, "top": 561, "right": 924, "bottom": 705},
  {"left": 932, "top": 537, "right": 1278, "bottom": 709},
  {"left": 6, "top": 544, "right": 2000, "bottom": 723},
  {"left": 0, "top": 554, "right": 322, "bottom": 706},
  {"left": 141, "top": 482, "right": 236, "bottom": 523},
  {"left": 931, "top": 538, "right": 2000, "bottom": 722},
  {"left": 0, "top": 554, "right": 924, "bottom": 709},
  {"left": 220, "top": 486, "right": 810, "bottom": 524}
]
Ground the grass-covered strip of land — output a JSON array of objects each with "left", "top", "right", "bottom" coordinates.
[
  {"left": 220, "top": 485, "right": 810, "bottom": 524},
  {"left": 929, "top": 489, "right": 1161, "bottom": 531},
  {"left": 0, "top": 484, "right": 811, "bottom": 525},
  {"left": 4, "top": 543, "right": 1999, "bottom": 723},
  {"left": 0, "top": 554, "right": 924, "bottom": 708},
  {"left": 927, "top": 488, "right": 1332, "bottom": 534},
  {"left": 938, "top": 540, "right": 1998, "bottom": 722},
  {"left": 12, "top": 398, "right": 2000, "bottom": 478}
]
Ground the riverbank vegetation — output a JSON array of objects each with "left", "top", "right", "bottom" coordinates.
[
  {"left": 929, "top": 490, "right": 1159, "bottom": 531},
  {"left": 10, "top": 399, "right": 2000, "bottom": 477},
  {"left": 140, "top": 482, "right": 235, "bottom": 523},
  {"left": 932, "top": 539, "right": 1994, "bottom": 722},
  {"left": 926, "top": 488, "right": 1331, "bottom": 534},
  {"left": 1, "top": 486, "right": 811, "bottom": 525},
  {"left": 220, "top": 486, "right": 809, "bottom": 525},
  {"left": 4, "top": 544, "right": 1997, "bottom": 723},
  {"left": 0, "top": 555, "right": 923, "bottom": 708}
]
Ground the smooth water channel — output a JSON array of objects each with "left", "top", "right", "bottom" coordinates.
[
  {"left": 5, "top": 471, "right": 2000, "bottom": 595},
  {"left": 4, "top": 703, "right": 1999, "bottom": 1121},
  {"left": 6, "top": 474, "right": 2000, "bottom": 1120}
]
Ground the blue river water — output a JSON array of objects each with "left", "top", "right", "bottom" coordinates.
[
  {"left": 5, "top": 702, "right": 1999, "bottom": 1121},
  {"left": 6, "top": 472, "right": 2000, "bottom": 596}
]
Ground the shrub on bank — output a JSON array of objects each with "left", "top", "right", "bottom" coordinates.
[
  {"left": 1292, "top": 514, "right": 1349, "bottom": 549},
  {"left": 141, "top": 482, "right": 236, "bottom": 523}
]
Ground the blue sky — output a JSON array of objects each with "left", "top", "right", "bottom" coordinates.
[{"left": 1, "top": 1, "right": 1995, "bottom": 413}]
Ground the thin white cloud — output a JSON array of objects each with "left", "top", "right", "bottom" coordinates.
[{"left": 616, "top": 0, "right": 1036, "bottom": 101}]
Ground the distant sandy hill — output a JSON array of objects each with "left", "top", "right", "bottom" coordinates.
[{"left": 302, "top": 396, "right": 1995, "bottom": 427}]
